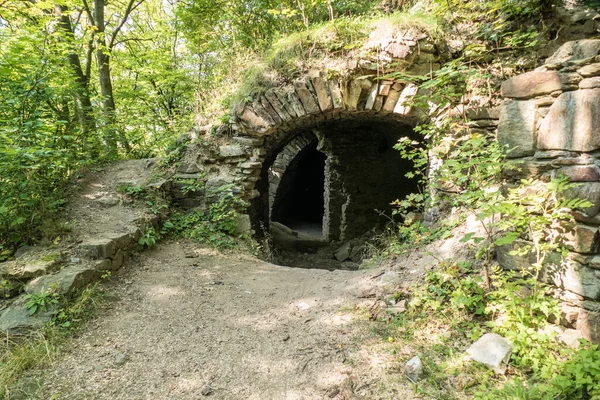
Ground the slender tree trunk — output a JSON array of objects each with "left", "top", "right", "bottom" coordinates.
[
  {"left": 94, "top": 0, "right": 130, "bottom": 156},
  {"left": 54, "top": 5, "right": 96, "bottom": 144}
]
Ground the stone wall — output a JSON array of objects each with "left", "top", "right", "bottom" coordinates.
[{"left": 498, "top": 39, "right": 600, "bottom": 342}]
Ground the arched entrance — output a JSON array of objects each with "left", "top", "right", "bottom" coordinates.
[
  {"left": 271, "top": 140, "right": 326, "bottom": 237},
  {"left": 251, "top": 114, "right": 422, "bottom": 264}
]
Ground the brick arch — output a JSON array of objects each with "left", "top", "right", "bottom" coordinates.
[{"left": 229, "top": 75, "right": 424, "bottom": 201}]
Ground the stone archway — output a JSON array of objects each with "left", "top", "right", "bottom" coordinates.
[{"left": 216, "top": 75, "right": 425, "bottom": 246}]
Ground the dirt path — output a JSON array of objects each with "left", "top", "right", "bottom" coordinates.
[{"left": 39, "top": 241, "right": 420, "bottom": 399}]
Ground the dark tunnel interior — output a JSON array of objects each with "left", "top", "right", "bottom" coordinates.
[{"left": 271, "top": 141, "right": 326, "bottom": 235}]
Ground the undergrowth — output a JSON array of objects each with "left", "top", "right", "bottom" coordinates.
[
  {"left": 0, "top": 284, "right": 105, "bottom": 398},
  {"left": 372, "top": 259, "right": 600, "bottom": 399},
  {"left": 166, "top": 185, "right": 250, "bottom": 250}
]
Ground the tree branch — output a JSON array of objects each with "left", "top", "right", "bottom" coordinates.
[
  {"left": 113, "top": 36, "right": 155, "bottom": 47},
  {"left": 82, "top": 0, "right": 95, "bottom": 25},
  {"left": 108, "top": 0, "right": 146, "bottom": 50}
]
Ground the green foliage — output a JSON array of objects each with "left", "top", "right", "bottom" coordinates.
[
  {"left": 412, "top": 261, "right": 486, "bottom": 316},
  {"left": 138, "top": 227, "right": 160, "bottom": 249},
  {"left": 51, "top": 284, "right": 102, "bottom": 331},
  {"left": 478, "top": 342, "right": 600, "bottom": 400},
  {"left": 0, "top": 280, "right": 20, "bottom": 299},
  {"left": 429, "top": 0, "right": 559, "bottom": 57},
  {"left": 0, "top": 0, "right": 198, "bottom": 250},
  {"left": 24, "top": 290, "right": 59, "bottom": 316},
  {"left": 168, "top": 186, "right": 248, "bottom": 249},
  {"left": 117, "top": 183, "right": 144, "bottom": 199},
  {"left": 0, "top": 283, "right": 104, "bottom": 398}
]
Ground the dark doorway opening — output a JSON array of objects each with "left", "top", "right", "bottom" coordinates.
[{"left": 271, "top": 142, "right": 326, "bottom": 237}]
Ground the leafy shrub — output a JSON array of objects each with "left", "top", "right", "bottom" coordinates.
[{"left": 168, "top": 185, "right": 248, "bottom": 249}]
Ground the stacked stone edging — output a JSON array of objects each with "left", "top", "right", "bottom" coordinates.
[{"left": 0, "top": 201, "right": 162, "bottom": 334}]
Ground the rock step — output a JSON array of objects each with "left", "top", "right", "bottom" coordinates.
[{"left": 0, "top": 213, "right": 162, "bottom": 335}]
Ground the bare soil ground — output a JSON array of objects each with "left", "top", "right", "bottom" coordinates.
[{"left": 38, "top": 241, "right": 427, "bottom": 399}]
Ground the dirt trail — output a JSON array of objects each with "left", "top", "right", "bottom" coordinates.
[
  {"left": 10, "top": 159, "right": 432, "bottom": 399},
  {"left": 40, "top": 242, "right": 419, "bottom": 399}
]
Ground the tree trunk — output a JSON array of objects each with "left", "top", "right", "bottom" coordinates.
[
  {"left": 94, "top": 0, "right": 130, "bottom": 156},
  {"left": 54, "top": 5, "right": 98, "bottom": 152}
]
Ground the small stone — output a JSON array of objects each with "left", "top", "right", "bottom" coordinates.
[
  {"left": 200, "top": 385, "right": 213, "bottom": 396},
  {"left": 467, "top": 333, "right": 513, "bottom": 374},
  {"left": 405, "top": 355, "right": 423, "bottom": 382},
  {"left": 340, "top": 262, "right": 360, "bottom": 271},
  {"left": 70, "top": 257, "right": 81, "bottom": 264},
  {"left": 559, "top": 329, "right": 585, "bottom": 348},
  {"left": 114, "top": 351, "right": 128, "bottom": 366},
  {"left": 95, "top": 196, "right": 120, "bottom": 208},
  {"left": 386, "top": 299, "right": 407, "bottom": 315},
  {"left": 282, "top": 334, "right": 290, "bottom": 342},
  {"left": 326, "top": 386, "right": 340, "bottom": 398}
]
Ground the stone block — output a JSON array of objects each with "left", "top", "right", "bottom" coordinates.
[
  {"left": 111, "top": 250, "right": 125, "bottom": 271},
  {"left": 578, "top": 63, "right": 600, "bottom": 77},
  {"left": 497, "top": 100, "right": 537, "bottom": 158},
  {"left": 0, "top": 295, "right": 54, "bottom": 334},
  {"left": 576, "top": 309, "right": 600, "bottom": 343},
  {"left": 239, "top": 161, "right": 261, "bottom": 169},
  {"left": 393, "top": 84, "right": 418, "bottom": 115},
  {"left": 466, "top": 107, "right": 500, "bottom": 120},
  {"left": 328, "top": 78, "right": 344, "bottom": 109},
  {"left": 25, "top": 265, "right": 100, "bottom": 296},
  {"left": 364, "top": 82, "right": 379, "bottom": 110},
  {"left": 264, "top": 89, "right": 292, "bottom": 121},
  {"left": 311, "top": 77, "right": 333, "bottom": 112},
  {"left": 579, "top": 77, "right": 600, "bottom": 89},
  {"left": 382, "top": 87, "right": 402, "bottom": 113},
  {"left": 563, "top": 224, "right": 600, "bottom": 254},
  {"left": 553, "top": 165, "right": 600, "bottom": 182},
  {"left": 103, "top": 232, "right": 133, "bottom": 250},
  {"left": 293, "top": 80, "right": 320, "bottom": 114},
  {"left": 343, "top": 79, "right": 363, "bottom": 110},
  {"left": 563, "top": 182, "right": 600, "bottom": 216},
  {"left": 259, "top": 95, "right": 282, "bottom": 124},
  {"left": 234, "top": 214, "right": 252, "bottom": 235},
  {"left": 542, "top": 257, "right": 600, "bottom": 301},
  {"left": 0, "top": 255, "right": 61, "bottom": 281},
  {"left": 538, "top": 89, "right": 600, "bottom": 152},
  {"left": 501, "top": 71, "right": 579, "bottom": 99},
  {"left": 80, "top": 238, "right": 116, "bottom": 259},
  {"left": 232, "top": 136, "right": 264, "bottom": 147},
  {"left": 504, "top": 160, "right": 554, "bottom": 181},
  {"left": 238, "top": 106, "right": 271, "bottom": 133},
  {"left": 177, "top": 161, "right": 202, "bottom": 174},
  {"left": 219, "top": 145, "right": 245, "bottom": 158},
  {"left": 546, "top": 39, "right": 600, "bottom": 65}
]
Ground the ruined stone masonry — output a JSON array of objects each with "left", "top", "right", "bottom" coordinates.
[
  {"left": 175, "top": 31, "right": 445, "bottom": 245},
  {"left": 498, "top": 39, "right": 600, "bottom": 343}
]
